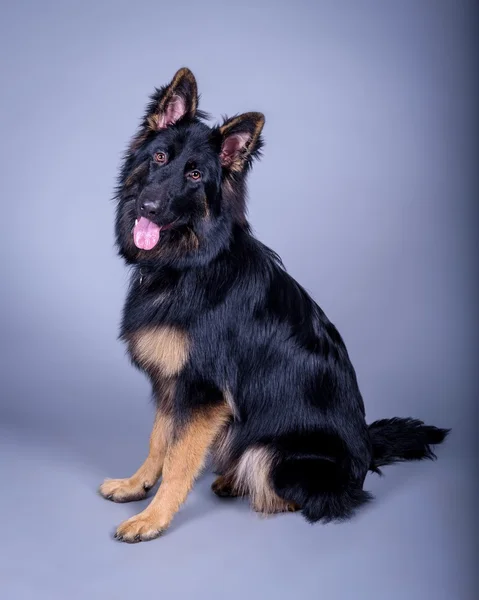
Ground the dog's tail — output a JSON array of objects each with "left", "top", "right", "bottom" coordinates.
[{"left": 368, "top": 417, "right": 450, "bottom": 473}]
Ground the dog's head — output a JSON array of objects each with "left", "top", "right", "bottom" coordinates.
[{"left": 115, "top": 68, "right": 264, "bottom": 266}]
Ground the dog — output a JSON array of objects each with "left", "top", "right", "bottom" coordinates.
[{"left": 99, "top": 68, "right": 449, "bottom": 543}]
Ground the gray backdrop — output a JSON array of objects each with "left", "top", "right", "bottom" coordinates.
[{"left": 0, "top": 1, "right": 477, "bottom": 599}]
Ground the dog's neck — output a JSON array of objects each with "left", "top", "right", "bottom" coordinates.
[{"left": 134, "top": 217, "right": 251, "bottom": 282}]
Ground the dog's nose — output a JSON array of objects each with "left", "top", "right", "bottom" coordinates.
[{"left": 140, "top": 200, "right": 158, "bottom": 218}]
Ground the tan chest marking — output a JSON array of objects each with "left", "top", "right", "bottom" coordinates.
[{"left": 128, "top": 326, "right": 190, "bottom": 377}]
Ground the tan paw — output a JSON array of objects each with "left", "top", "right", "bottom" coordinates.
[
  {"left": 211, "top": 475, "right": 239, "bottom": 498},
  {"left": 99, "top": 477, "right": 150, "bottom": 503},
  {"left": 284, "top": 502, "right": 301, "bottom": 513},
  {"left": 114, "top": 510, "right": 167, "bottom": 543},
  {"left": 253, "top": 499, "right": 301, "bottom": 515}
]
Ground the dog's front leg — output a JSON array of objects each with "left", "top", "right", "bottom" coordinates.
[
  {"left": 99, "top": 408, "right": 171, "bottom": 503},
  {"left": 114, "top": 403, "right": 230, "bottom": 543}
]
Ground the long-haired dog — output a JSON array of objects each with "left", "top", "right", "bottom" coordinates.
[{"left": 99, "top": 68, "right": 449, "bottom": 543}]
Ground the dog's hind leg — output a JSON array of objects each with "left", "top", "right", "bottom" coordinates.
[
  {"left": 99, "top": 408, "right": 171, "bottom": 503},
  {"left": 233, "top": 446, "right": 300, "bottom": 515},
  {"left": 271, "top": 454, "right": 371, "bottom": 523}
]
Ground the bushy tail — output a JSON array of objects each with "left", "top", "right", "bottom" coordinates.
[{"left": 369, "top": 417, "right": 450, "bottom": 473}]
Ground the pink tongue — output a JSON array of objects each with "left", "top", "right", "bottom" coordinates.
[{"left": 133, "top": 217, "right": 161, "bottom": 250}]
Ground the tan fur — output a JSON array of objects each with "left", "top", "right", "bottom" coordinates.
[
  {"left": 147, "top": 113, "right": 160, "bottom": 131},
  {"left": 211, "top": 473, "right": 238, "bottom": 497},
  {"left": 219, "top": 114, "right": 246, "bottom": 135},
  {"left": 210, "top": 388, "right": 237, "bottom": 470},
  {"left": 99, "top": 410, "right": 172, "bottom": 502},
  {"left": 125, "top": 160, "right": 148, "bottom": 187},
  {"left": 129, "top": 130, "right": 149, "bottom": 152},
  {"left": 182, "top": 227, "right": 200, "bottom": 252},
  {"left": 227, "top": 158, "right": 244, "bottom": 174},
  {"left": 222, "top": 177, "right": 235, "bottom": 195},
  {"left": 115, "top": 404, "right": 231, "bottom": 541},
  {"left": 211, "top": 420, "right": 233, "bottom": 468},
  {"left": 235, "top": 446, "right": 298, "bottom": 514},
  {"left": 224, "top": 387, "right": 238, "bottom": 420},
  {"left": 128, "top": 326, "right": 190, "bottom": 376}
]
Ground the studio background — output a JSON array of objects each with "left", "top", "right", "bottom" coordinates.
[{"left": 0, "top": 1, "right": 477, "bottom": 599}]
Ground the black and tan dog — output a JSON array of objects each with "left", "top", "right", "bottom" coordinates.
[{"left": 99, "top": 68, "right": 449, "bottom": 543}]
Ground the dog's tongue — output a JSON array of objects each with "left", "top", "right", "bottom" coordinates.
[{"left": 133, "top": 217, "right": 161, "bottom": 250}]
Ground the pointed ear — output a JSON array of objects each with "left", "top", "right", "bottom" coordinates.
[
  {"left": 146, "top": 67, "right": 199, "bottom": 131},
  {"left": 218, "top": 112, "right": 265, "bottom": 172}
]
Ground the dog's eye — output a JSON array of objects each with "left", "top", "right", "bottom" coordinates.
[
  {"left": 154, "top": 152, "right": 167, "bottom": 164},
  {"left": 188, "top": 170, "right": 202, "bottom": 181}
]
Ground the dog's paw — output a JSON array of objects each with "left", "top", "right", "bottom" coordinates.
[
  {"left": 114, "top": 511, "right": 166, "bottom": 543},
  {"left": 211, "top": 475, "right": 238, "bottom": 498},
  {"left": 99, "top": 477, "right": 150, "bottom": 503}
]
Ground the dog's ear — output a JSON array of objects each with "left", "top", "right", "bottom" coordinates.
[
  {"left": 130, "top": 68, "right": 201, "bottom": 150},
  {"left": 211, "top": 112, "right": 265, "bottom": 224},
  {"left": 145, "top": 67, "right": 198, "bottom": 130},
  {"left": 217, "top": 112, "right": 265, "bottom": 173}
]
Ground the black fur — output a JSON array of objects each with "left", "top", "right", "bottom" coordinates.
[
  {"left": 369, "top": 417, "right": 449, "bottom": 472},
  {"left": 112, "top": 68, "right": 450, "bottom": 526}
]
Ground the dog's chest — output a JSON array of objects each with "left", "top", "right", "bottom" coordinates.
[
  {"left": 122, "top": 269, "right": 227, "bottom": 377},
  {"left": 126, "top": 326, "right": 191, "bottom": 377}
]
